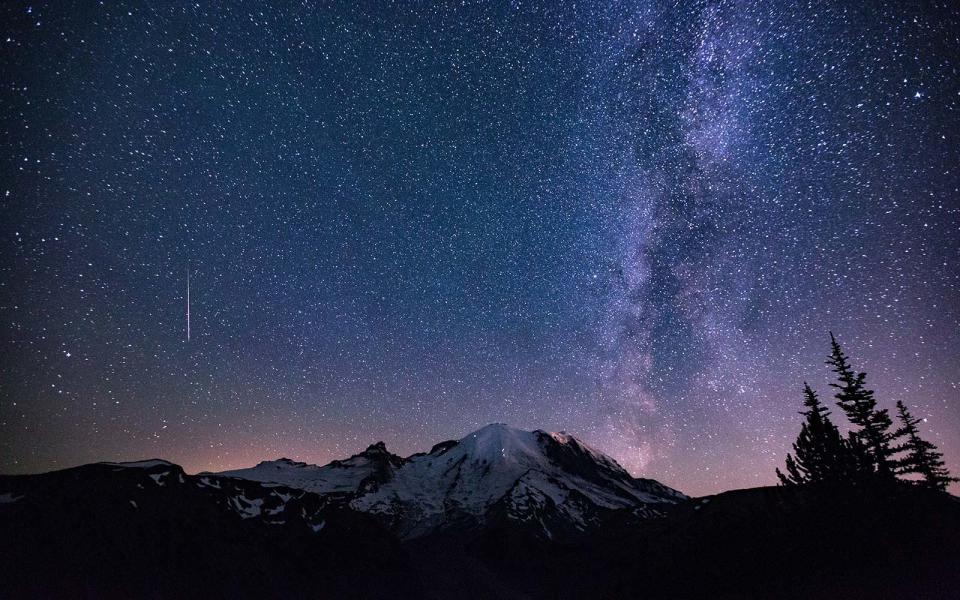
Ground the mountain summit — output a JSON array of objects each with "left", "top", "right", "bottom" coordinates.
[{"left": 215, "top": 423, "right": 684, "bottom": 538}]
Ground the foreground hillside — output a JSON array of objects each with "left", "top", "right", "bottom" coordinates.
[
  {"left": 1, "top": 426, "right": 958, "bottom": 599},
  {"left": 475, "top": 482, "right": 960, "bottom": 599},
  {"left": 0, "top": 459, "right": 420, "bottom": 599}
]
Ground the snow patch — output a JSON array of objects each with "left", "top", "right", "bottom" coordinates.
[
  {"left": 0, "top": 492, "right": 24, "bottom": 504},
  {"left": 216, "top": 457, "right": 381, "bottom": 495},
  {"left": 264, "top": 502, "right": 286, "bottom": 516},
  {"left": 230, "top": 495, "right": 264, "bottom": 519}
]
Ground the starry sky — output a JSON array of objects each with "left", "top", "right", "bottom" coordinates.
[{"left": 1, "top": 1, "right": 958, "bottom": 496}]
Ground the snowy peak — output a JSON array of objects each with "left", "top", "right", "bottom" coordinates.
[
  {"left": 210, "top": 424, "right": 685, "bottom": 539},
  {"left": 215, "top": 442, "right": 406, "bottom": 496},
  {"left": 427, "top": 440, "right": 459, "bottom": 455},
  {"left": 444, "top": 424, "right": 644, "bottom": 494},
  {"left": 353, "top": 441, "right": 405, "bottom": 467},
  {"left": 267, "top": 457, "right": 307, "bottom": 468},
  {"left": 446, "top": 424, "right": 630, "bottom": 478},
  {"left": 362, "top": 441, "right": 390, "bottom": 455},
  {"left": 347, "top": 424, "right": 685, "bottom": 537},
  {"left": 544, "top": 431, "right": 630, "bottom": 474},
  {"left": 456, "top": 423, "right": 545, "bottom": 466},
  {"left": 329, "top": 442, "right": 405, "bottom": 470}
]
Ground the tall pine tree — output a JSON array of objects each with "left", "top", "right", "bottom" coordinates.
[
  {"left": 777, "top": 383, "right": 863, "bottom": 485},
  {"left": 826, "top": 333, "right": 896, "bottom": 478},
  {"left": 892, "top": 400, "right": 957, "bottom": 491}
]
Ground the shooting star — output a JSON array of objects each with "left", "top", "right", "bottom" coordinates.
[{"left": 186, "top": 264, "right": 191, "bottom": 342}]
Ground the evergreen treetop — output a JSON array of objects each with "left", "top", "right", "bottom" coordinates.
[
  {"left": 826, "top": 333, "right": 895, "bottom": 477},
  {"left": 892, "top": 400, "right": 957, "bottom": 492},
  {"left": 777, "top": 383, "right": 864, "bottom": 485}
]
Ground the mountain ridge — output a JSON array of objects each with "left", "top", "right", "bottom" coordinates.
[{"left": 211, "top": 423, "right": 685, "bottom": 538}]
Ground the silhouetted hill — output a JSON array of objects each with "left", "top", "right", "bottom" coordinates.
[
  {"left": 1, "top": 438, "right": 959, "bottom": 598},
  {"left": 0, "top": 460, "right": 421, "bottom": 599},
  {"left": 476, "top": 481, "right": 960, "bottom": 599}
]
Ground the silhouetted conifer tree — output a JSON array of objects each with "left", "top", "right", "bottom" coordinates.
[
  {"left": 777, "top": 383, "right": 863, "bottom": 485},
  {"left": 826, "top": 333, "right": 895, "bottom": 477},
  {"left": 892, "top": 400, "right": 957, "bottom": 491},
  {"left": 843, "top": 432, "right": 873, "bottom": 479}
]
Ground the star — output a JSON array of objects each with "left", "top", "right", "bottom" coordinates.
[{"left": 0, "top": 0, "right": 957, "bottom": 497}]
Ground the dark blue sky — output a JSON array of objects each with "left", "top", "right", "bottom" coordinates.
[{"left": 2, "top": 1, "right": 958, "bottom": 495}]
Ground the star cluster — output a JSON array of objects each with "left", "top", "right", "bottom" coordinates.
[{"left": 1, "top": 1, "right": 958, "bottom": 495}]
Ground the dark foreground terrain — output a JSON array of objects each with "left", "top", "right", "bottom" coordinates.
[
  {"left": 1, "top": 460, "right": 958, "bottom": 599},
  {"left": 469, "top": 482, "right": 960, "bottom": 599}
]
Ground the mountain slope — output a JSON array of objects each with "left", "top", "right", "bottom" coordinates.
[
  {"left": 554, "top": 482, "right": 960, "bottom": 599},
  {"left": 216, "top": 441, "right": 405, "bottom": 497},
  {"left": 0, "top": 460, "right": 422, "bottom": 599},
  {"left": 213, "top": 423, "right": 685, "bottom": 538}
]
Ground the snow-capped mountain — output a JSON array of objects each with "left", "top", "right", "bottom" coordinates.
[{"left": 213, "top": 423, "right": 685, "bottom": 538}]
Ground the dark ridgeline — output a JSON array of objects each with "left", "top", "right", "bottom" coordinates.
[
  {"left": 0, "top": 461, "right": 422, "bottom": 599},
  {"left": 778, "top": 333, "right": 956, "bottom": 490}
]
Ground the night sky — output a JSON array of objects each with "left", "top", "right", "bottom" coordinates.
[{"left": 2, "top": 1, "right": 958, "bottom": 496}]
